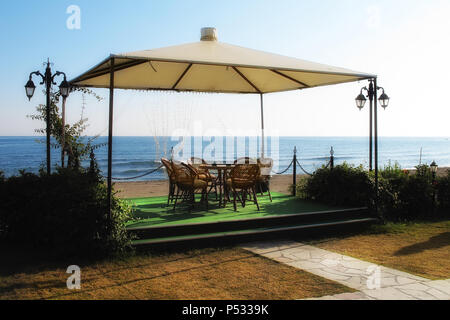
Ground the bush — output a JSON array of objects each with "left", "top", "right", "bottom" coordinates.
[
  {"left": 297, "top": 163, "right": 373, "bottom": 207},
  {"left": 436, "top": 169, "right": 450, "bottom": 213},
  {"left": 0, "top": 166, "right": 133, "bottom": 258},
  {"left": 296, "top": 162, "right": 444, "bottom": 222}
]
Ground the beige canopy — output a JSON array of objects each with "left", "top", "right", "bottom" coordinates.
[
  {"left": 70, "top": 28, "right": 374, "bottom": 93},
  {"left": 69, "top": 28, "right": 378, "bottom": 213}
]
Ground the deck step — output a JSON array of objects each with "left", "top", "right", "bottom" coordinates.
[
  {"left": 131, "top": 217, "right": 378, "bottom": 247},
  {"left": 127, "top": 207, "right": 372, "bottom": 240}
]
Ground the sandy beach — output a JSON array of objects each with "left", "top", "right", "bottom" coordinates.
[
  {"left": 115, "top": 167, "right": 449, "bottom": 199},
  {"left": 114, "top": 174, "right": 299, "bottom": 199}
]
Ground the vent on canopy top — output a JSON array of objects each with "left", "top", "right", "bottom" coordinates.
[{"left": 200, "top": 27, "right": 218, "bottom": 41}]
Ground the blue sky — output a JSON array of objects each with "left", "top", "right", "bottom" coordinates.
[{"left": 1, "top": 0, "right": 449, "bottom": 137}]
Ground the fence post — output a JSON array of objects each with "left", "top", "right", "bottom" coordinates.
[
  {"left": 293, "top": 146, "right": 297, "bottom": 196},
  {"left": 330, "top": 146, "right": 334, "bottom": 170}
]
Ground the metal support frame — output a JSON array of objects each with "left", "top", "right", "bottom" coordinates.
[
  {"left": 260, "top": 93, "right": 265, "bottom": 158},
  {"left": 292, "top": 146, "right": 297, "bottom": 196},
  {"left": 374, "top": 77, "right": 379, "bottom": 214},
  {"left": 107, "top": 58, "right": 115, "bottom": 219}
]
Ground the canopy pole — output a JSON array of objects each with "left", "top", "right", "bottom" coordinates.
[
  {"left": 107, "top": 57, "right": 115, "bottom": 220},
  {"left": 260, "top": 93, "right": 265, "bottom": 158},
  {"left": 374, "top": 77, "right": 379, "bottom": 216}
]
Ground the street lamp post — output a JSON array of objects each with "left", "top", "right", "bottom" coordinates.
[
  {"left": 430, "top": 161, "right": 438, "bottom": 213},
  {"left": 355, "top": 78, "right": 390, "bottom": 215},
  {"left": 25, "top": 59, "right": 70, "bottom": 174}
]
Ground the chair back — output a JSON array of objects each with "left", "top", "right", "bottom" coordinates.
[
  {"left": 230, "top": 164, "right": 260, "bottom": 184},
  {"left": 257, "top": 157, "right": 273, "bottom": 176},
  {"left": 234, "top": 157, "right": 257, "bottom": 164},
  {"left": 161, "top": 158, "right": 175, "bottom": 182},
  {"left": 172, "top": 162, "right": 196, "bottom": 186}
]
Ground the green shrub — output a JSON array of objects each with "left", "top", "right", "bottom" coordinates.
[
  {"left": 393, "top": 173, "right": 434, "bottom": 220},
  {"left": 297, "top": 163, "right": 373, "bottom": 207},
  {"left": 296, "top": 162, "right": 443, "bottom": 222},
  {"left": 436, "top": 169, "right": 450, "bottom": 214},
  {"left": 0, "top": 167, "right": 133, "bottom": 258}
]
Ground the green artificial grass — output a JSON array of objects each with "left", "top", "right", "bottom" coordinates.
[{"left": 125, "top": 192, "right": 343, "bottom": 229}]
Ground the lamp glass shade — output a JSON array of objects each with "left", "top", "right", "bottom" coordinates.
[
  {"left": 430, "top": 161, "right": 438, "bottom": 173},
  {"left": 355, "top": 93, "right": 367, "bottom": 110},
  {"left": 25, "top": 80, "right": 36, "bottom": 100},
  {"left": 379, "top": 92, "right": 390, "bottom": 109},
  {"left": 59, "top": 80, "right": 70, "bottom": 98}
]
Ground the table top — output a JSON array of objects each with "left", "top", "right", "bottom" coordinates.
[{"left": 199, "top": 163, "right": 236, "bottom": 170}]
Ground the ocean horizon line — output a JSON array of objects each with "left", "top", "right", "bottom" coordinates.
[{"left": 1, "top": 135, "right": 449, "bottom": 139}]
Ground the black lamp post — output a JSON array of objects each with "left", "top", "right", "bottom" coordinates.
[
  {"left": 430, "top": 161, "right": 438, "bottom": 181},
  {"left": 355, "top": 78, "right": 390, "bottom": 216},
  {"left": 430, "top": 161, "right": 438, "bottom": 213},
  {"left": 25, "top": 59, "right": 70, "bottom": 174},
  {"left": 355, "top": 79, "right": 390, "bottom": 171}
]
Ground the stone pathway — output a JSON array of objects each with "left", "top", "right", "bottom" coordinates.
[{"left": 242, "top": 240, "right": 450, "bottom": 300}]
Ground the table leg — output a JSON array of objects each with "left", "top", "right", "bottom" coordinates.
[
  {"left": 218, "top": 168, "right": 223, "bottom": 207},
  {"left": 222, "top": 169, "right": 228, "bottom": 207}
]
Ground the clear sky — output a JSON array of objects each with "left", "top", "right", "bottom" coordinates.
[{"left": 1, "top": 0, "right": 449, "bottom": 137}]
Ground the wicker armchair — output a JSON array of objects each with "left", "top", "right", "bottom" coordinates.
[
  {"left": 171, "top": 162, "right": 209, "bottom": 210},
  {"left": 161, "top": 158, "right": 177, "bottom": 205},
  {"left": 257, "top": 157, "right": 273, "bottom": 202},
  {"left": 225, "top": 164, "right": 260, "bottom": 211},
  {"left": 234, "top": 157, "right": 257, "bottom": 164},
  {"left": 189, "top": 157, "right": 218, "bottom": 199}
]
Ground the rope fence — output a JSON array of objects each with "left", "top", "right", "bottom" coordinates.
[
  {"left": 106, "top": 146, "right": 335, "bottom": 187},
  {"left": 271, "top": 159, "right": 294, "bottom": 175},
  {"left": 296, "top": 159, "right": 313, "bottom": 176},
  {"left": 111, "top": 164, "right": 164, "bottom": 181}
]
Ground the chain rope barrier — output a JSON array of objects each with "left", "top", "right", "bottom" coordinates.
[
  {"left": 110, "top": 164, "right": 164, "bottom": 181},
  {"left": 107, "top": 152, "right": 330, "bottom": 181},
  {"left": 296, "top": 159, "right": 313, "bottom": 176},
  {"left": 271, "top": 159, "right": 294, "bottom": 175}
]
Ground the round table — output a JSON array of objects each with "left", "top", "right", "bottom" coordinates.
[{"left": 199, "top": 163, "right": 235, "bottom": 207}]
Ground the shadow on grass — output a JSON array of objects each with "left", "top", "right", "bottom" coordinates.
[
  {"left": 262, "top": 197, "right": 342, "bottom": 216},
  {"left": 394, "top": 232, "right": 450, "bottom": 256}
]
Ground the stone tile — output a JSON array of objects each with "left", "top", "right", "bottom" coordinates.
[
  {"left": 286, "top": 260, "right": 323, "bottom": 270},
  {"left": 309, "top": 269, "right": 353, "bottom": 283},
  {"left": 396, "top": 288, "right": 438, "bottom": 300},
  {"left": 331, "top": 292, "right": 374, "bottom": 300},
  {"left": 241, "top": 240, "right": 450, "bottom": 301},
  {"left": 425, "top": 288, "right": 450, "bottom": 300},
  {"left": 425, "top": 280, "right": 450, "bottom": 295},
  {"left": 305, "top": 295, "right": 340, "bottom": 300},
  {"left": 361, "top": 287, "right": 418, "bottom": 300}
]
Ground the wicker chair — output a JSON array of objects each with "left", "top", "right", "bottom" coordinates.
[
  {"left": 225, "top": 164, "right": 260, "bottom": 211},
  {"left": 234, "top": 157, "right": 257, "bottom": 164},
  {"left": 189, "top": 157, "right": 218, "bottom": 199},
  {"left": 257, "top": 157, "right": 273, "bottom": 202},
  {"left": 161, "top": 158, "right": 177, "bottom": 205},
  {"left": 171, "top": 162, "right": 209, "bottom": 211}
]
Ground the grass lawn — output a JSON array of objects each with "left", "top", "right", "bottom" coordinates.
[
  {"left": 0, "top": 247, "right": 353, "bottom": 300},
  {"left": 126, "top": 192, "right": 342, "bottom": 228},
  {"left": 310, "top": 220, "right": 450, "bottom": 280}
]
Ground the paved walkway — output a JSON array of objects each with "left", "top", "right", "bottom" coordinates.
[{"left": 242, "top": 240, "right": 450, "bottom": 300}]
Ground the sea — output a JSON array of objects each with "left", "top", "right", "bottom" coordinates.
[{"left": 0, "top": 136, "right": 449, "bottom": 181}]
